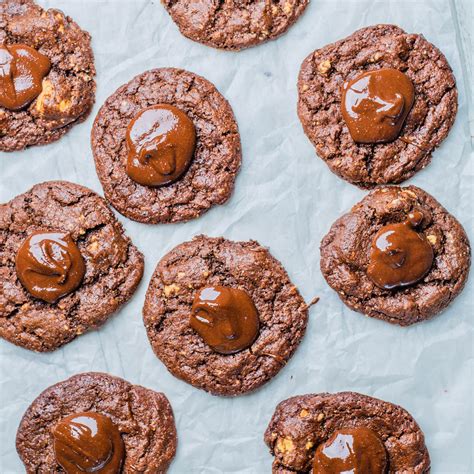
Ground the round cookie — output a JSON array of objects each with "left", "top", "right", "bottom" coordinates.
[
  {"left": 264, "top": 392, "right": 430, "bottom": 473},
  {"left": 91, "top": 68, "right": 241, "bottom": 224},
  {"left": 298, "top": 24, "right": 457, "bottom": 188},
  {"left": 143, "top": 235, "right": 308, "bottom": 396},
  {"left": 16, "top": 372, "right": 177, "bottom": 473},
  {"left": 161, "top": 0, "right": 309, "bottom": 51},
  {"left": 0, "top": 0, "right": 96, "bottom": 152},
  {"left": 0, "top": 181, "right": 144, "bottom": 352},
  {"left": 320, "top": 185, "right": 470, "bottom": 326}
]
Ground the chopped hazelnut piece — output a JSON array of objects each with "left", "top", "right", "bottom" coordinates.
[
  {"left": 318, "top": 60, "right": 332, "bottom": 75},
  {"left": 87, "top": 241, "right": 99, "bottom": 252},
  {"left": 370, "top": 52, "right": 383, "bottom": 62},
  {"left": 402, "top": 190, "right": 418, "bottom": 199},
  {"left": 164, "top": 284, "right": 180, "bottom": 297},
  {"left": 276, "top": 437, "right": 294, "bottom": 453},
  {"left": 35, "top": 80, "right": 53, "bottom": 114},
  {"left": 59, "top": 99, "right": 71, "bottom": 112}
]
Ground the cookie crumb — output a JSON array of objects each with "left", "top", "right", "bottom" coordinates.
[{"left": 283, "top": 2, "right": 293, "bottom": 15}]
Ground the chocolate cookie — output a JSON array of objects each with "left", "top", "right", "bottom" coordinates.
[
  {"left": 320, "top": 186, "right": 470, "bottom": 326},
  {"left": 161, "top": 0, "right": 309, "bottom": 51},
  {"left": 143, "top": 235, "right": 308, "bottom": 396},
  {"left": 91, "top": 68, "right": 241, "bottom": 224},
  {"left": 298, "top": 24, "right": 457, "bottom": 188},
  {"left": 0, "top": 181, "right": 144, "bottom": 352},
  {"left": 0, "top": 0, "right": 96, "bottom": 152},
  {"left": 264, "top": 392, "right": 430, "bottom": 473},
  {"left": 16, "top": 372, "right": 177, "bottom": 473}
]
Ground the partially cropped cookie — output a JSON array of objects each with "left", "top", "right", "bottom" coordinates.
[
  {"left": 161, "top": 0, "right": 309, "bottom": 51},
  {"left": 298, "top": 24, "right": 457, "bottom": 188},
  {"left": 320, "top": 186, "right": 470, "bottom": 326},
  {"left": 16, "top": 372, "right": 177, "bottom": 473},
  {"left": 265, "top": 392, "right": 430, "bottom": 473},
  {"left": 0, "top": 0, "right": 96, "bottom": 151},
  {"left": 92, "top": 68, "right": 241, "bottom": 224},
  {"left": 143, "top": 235, "right": 308, "bottom": 396},
  {"left": 0, "top": 181, "right": 144, "bottom": 351}
]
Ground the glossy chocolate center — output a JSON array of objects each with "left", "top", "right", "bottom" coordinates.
[
  {"left": 341, "top": 68, "right": 415, "bottom": 143},
  {"left": 313, "top": 427, "right": 387, "bottom": 474},
  {"left": 15, "top": 231, "right": 86, "bottom": 303},
  {"left": 367, "top": 211, "right": 434, "bottom": 290},
  {"left": 52, "top": 412, "right": 124, "bottom": 474},
  {"left": 126, "top": 104, "right": 196, "bottom": 187},
  {"left": 190, "top": 285, "right": 260, "bottom": 355},
  {"left": 0, "top": 43, "right": 51, "bottom": 111}
]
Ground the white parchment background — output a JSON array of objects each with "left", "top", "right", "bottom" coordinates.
[{"left": 1, "top": 1, "right": 472, "bottom": 472}]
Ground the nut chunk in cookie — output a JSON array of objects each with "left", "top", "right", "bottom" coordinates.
[
  {"left": 320, "top": 186, "right": 470, "bottom": 326},
  {"left": 92, "top": 68, "right": 241, "bottom": 224},
  {"left": 0, "top": 181, "right": 144, "bottom": 352},
  {"left": 16, "top": 372, "right": 177, "bottom": 473},
  {"left": 298, "top": 25, "right": 457, "bottom": 188},
  {"left": 0, "top": 0, "right": 96, "bottom": 151},
  {"left": 264, "top": 392, "right": 430, "bottom": 473},
  {"left": 143, "top": 235, "right": 309, "bottom": 396}
]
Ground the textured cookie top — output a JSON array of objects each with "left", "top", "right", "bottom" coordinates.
[
  {"left": 298, "top": 24, "right": 457, "bottom": 188},
  {"left": 265, "top": 392, "right": 430, "bottom": 473},
  {"left": 92, "top": 68, "right": 241, "bottom": 224},
  {"left": 143, "top": 235, "right": 308, "bottom": 396},
  {"left": 16, "top": 372, "right": 177, "bottom": 473},
  {"left": 320, "top": 186, "right": 470, "bottom": 325},
  {"left": 0, "top": 0, "right": 96, "bottom": 151},
  {"left": 0, "top": 181, "right": 144, "bottom": 351},
  {"left": 162, "top": 0, "right": 309, "bottom": 51}
]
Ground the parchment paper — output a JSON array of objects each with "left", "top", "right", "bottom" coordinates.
[{"left": 1, "top": 1, "right": 472, "bottom": 472}]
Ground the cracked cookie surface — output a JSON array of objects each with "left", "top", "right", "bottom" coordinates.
[
  {"left": 16, "top": 372, "right": 177, "bottom": 473},
  {"left": 0, "top": 181, "right": 144, "bottom": 351},
  {"left": 161, "top": 0, "right": 309, "bottom": 51},
  {"left": 264, "top": 392, "right": 430, "bottom": 473},
  {"left": 91, "top": 68, "right": 241, "bottom": 224},
  {"left": 298, "top": 24, "right": 457, "bottom": 188},
  {"left": 143, "top": 235, "right": 308, "bottom": 396},
  {"left": 320, "top": 186, "right": 470, "bottom": 326},
  {"left": 0, "top": 0, "right": 96, "bottom": 151}
]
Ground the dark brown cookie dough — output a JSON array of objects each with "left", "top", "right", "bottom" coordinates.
[
  {"left": 143, "top": 235, "right": 308, "bottom": 396},
  {"left": 320, "top": 186, "right": 470, "bottom": 326},
  {"left": 0, "top": 181, "right": 144, "bottom": 352},
  {"left": 264, "top": 392, "right": 430, "bottom": 473},
  {"left": 16, "top": 372, "right": 177, "bottom": 473},
  {"left": 161, "top": 0, "right": 309, "bottom": 51},
  {"left": 91, "top": 68, "right": 241, "bottom": 224},
  {"left": 0, "top": 0, "right": 96, "bottom": 152},
  {"left": 298, "top": 24, "right": 457, "bottom": 188}
]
